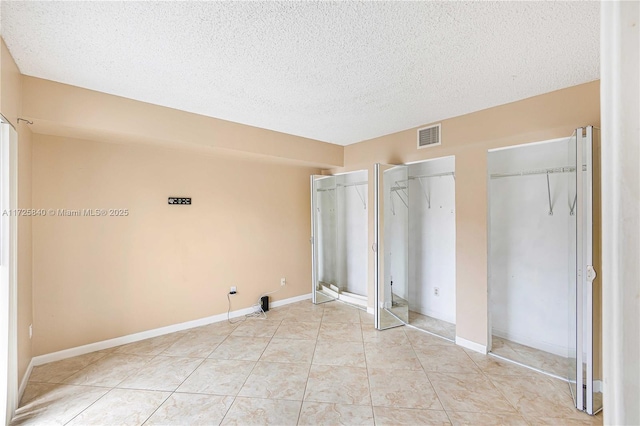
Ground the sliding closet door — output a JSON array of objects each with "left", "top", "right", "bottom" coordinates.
[{"left": 374, "top": 163, "right": 409, "bottom": 330}]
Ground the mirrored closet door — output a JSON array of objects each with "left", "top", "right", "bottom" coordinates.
[
  {"left": 487, "top": 126, "right": 601, "bottom": 415},
  {"left": 374, "top": 163, "right": 409, "bottom": 329},
  {"left": 374, "top": 158, "right": 457, "bottom": 341},
  {"left": 569, "top": 126, "right": 602, "bottom": 414},
  {"left": 311, "top": 171, "right": 368, "bottom": 307},
  {"left": 311, "top": 175, "right": 338, "bottom": 304}
]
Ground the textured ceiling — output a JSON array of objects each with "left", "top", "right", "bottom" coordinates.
[{"left": 1, "top": 1, "right": 599, "bottom": 145}]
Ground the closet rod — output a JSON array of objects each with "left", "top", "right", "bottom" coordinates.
[
  {"left": 394, "top": 171, "right": 455, "bottom": 185},
  {"left": 408, "top": 171, "right": 455, "bottom": 180},
  {"left": 390, "top": 185, "right": 407, "bottom": 192},
  {"left": 490, "top": 165, "right": 586, "bottom": 179},
  {"left": 338, "top": 181, "right": 368, "bottom": 188},
  {"left": 315, "top": 181, "right": 368, "bottom": 192}
]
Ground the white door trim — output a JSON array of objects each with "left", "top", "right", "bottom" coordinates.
[{"left": 0, "top": 117, "right": 19, "bottom": 425}]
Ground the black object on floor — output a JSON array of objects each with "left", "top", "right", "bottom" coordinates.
[{"left": 261, "top": 296, "right": 269, "bottom": 312}]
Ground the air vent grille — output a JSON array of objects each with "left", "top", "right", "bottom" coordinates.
[{"left": 417, "top": 124, "right": 441, "bottom": 149}]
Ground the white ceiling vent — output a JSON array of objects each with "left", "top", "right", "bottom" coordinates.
[{"left": 417, "top": 124, "right": 441, "bottom": 149}]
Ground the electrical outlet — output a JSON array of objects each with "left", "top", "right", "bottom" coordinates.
[
  {"left": 29, "top": 324, "right": 32, "bottom": 339},
  {"left": 280, "top": 277, "right": 286, "bottom": 286},
  {"left": 230, "top": 286, "right": 237, "bottom": 294},
  {"left": 434, "top": 287, "right": 440, "bottom": 296}
]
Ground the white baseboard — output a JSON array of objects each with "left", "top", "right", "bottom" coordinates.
[
  {"left": 367, "top": 306, "right": 374, "bottom": 315},
  {"left": 33, "top": 293, "right": 312, "bottom": 366},
  {"left": 270, "top": 293, "right": 311, "bottom": 308},
  {"left": 18, "top": 358, "right": 34, "bottom": 401},
  {"left": 455, "top": 336, "right": 487, "bottom": 354}
]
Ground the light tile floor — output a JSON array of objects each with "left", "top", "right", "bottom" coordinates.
[
  {"left": 12, "top": 300, "right": 603, "bottom": 425},
  {"left": 490, "top": 336, "right": 569, "bottom": 378},
  {"left": 408, "top": 311, "right": 456, "bottom": 341}
]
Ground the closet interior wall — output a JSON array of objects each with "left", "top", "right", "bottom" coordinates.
[
  {"left": 488, "top": 138, "right": 574, "bottom": 374},
  {"left": 336, "top": 171, "right": 368, "bottom": 296},
  {"left": 407, "top": 158, "right": 456, "bottom": 329}
]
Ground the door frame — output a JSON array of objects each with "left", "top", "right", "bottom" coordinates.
[{"left": 0, "top": 116, "right": 18, "bottom": 425}]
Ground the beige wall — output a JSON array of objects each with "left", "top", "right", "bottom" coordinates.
[
  {"left": 18, "top": 73, "right": 344, "bottom": 356},
  {"left": 21, "top": 76, "right": 343, "bottom": 169},
  {"left": 32, "top": 134, "right": 319, "bottom": 355},
  {"left": 338, "top": 81, "right": 600, "bottom": 347},
  {"left": 1, "top": 37, "right": 33, "bottom": 384},
  {"left": 1, "top": 39, "right": 21, "bottom": 127}
]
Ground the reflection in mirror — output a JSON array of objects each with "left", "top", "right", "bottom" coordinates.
[
  {"left": 375, "top": 164, "right": 408, "bottom": 329},
  {"left": 312, "top": 171, "right": 368, "bottom": 307},
  {"left": 382, "top": 165, "right": 409, "bottom": 328},
  {"left": 375, "top": 158, "right": 457, "bottom": 340}
]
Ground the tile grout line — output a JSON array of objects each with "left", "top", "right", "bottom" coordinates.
[
  {"left": 62, "top": 385, "right": 115, "bottom": 425},
  {"left": 67, "top": 335, "right": 207, "bottom": 425},
  {"left": 136, "top": 322, "right": 240, "bottom": 425},
  {"left": 220, "top": 317, "right": 284, "bottom": 424},
  {"left": 48, "top": 350, "right": 117, "bottom": 388},
  {"left": 294, "top": 310, "right": 324, "bottom": 425},
  {"left": 61, "top": 344, "right": 166, "bottom": 424},
  {"left": 138, "top": 390, "right": 173, "bottom": 426},
  {"left": 424, "top": 347, "right": 466, "bottom": 425},
  {"left": 463, "top": 345, "right": 525, "bottom": 420},
  {"left": 138, "top": 355, "right": 209, "bottom": 424},
  {"left": 403, "top": 326, "right": 453, "bottom": 424},
  {"left": 362, "top": 314, "right": 376, "bottom": 425}
]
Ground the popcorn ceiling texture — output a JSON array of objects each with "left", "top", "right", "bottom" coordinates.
[{"left": 0, "top": 1, "right": 599, "bottom": 145}]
